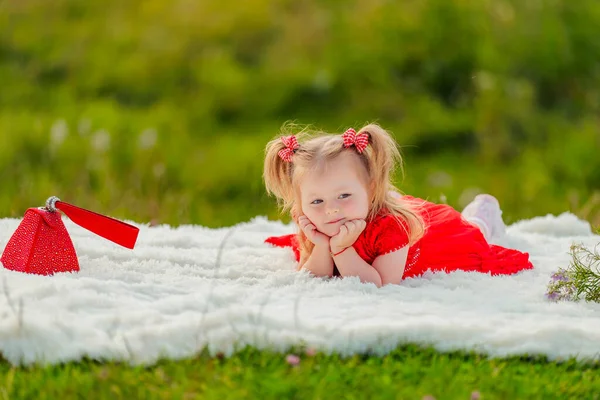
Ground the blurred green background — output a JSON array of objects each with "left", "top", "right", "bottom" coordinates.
[{"left": 0, "top": 0, "right": 598, "bottom": 229}]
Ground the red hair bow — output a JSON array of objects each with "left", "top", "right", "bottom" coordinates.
[
  {"left": 278, "top": 135, "right": 299, "bottom": 162},
  {"left": 342, "top": 128, "right": 369, "bottom": 154}
]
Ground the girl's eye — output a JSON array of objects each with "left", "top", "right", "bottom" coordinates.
[{"left": 311, "top": 194, "right": 350, "bottom": 205}]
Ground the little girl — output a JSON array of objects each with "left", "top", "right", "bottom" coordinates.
[{"left": 263, "top": 124, "right": 533, "bottom": 287}]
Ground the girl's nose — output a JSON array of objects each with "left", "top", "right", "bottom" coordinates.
[{"left": 326, "top": 208, "right": 339, "bottom": 215}]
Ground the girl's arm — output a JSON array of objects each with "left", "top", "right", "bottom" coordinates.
[
  {"left": 299, "top": 244, "right": 334, "bottom": 278},
  {"left": 371, "top": 246, "right": 409, "bottom": 285},
  {"left": 333, "top": 245, "right": 409, "bottom": 287},
  {"left": 332, "top": 247, "right": 382, "bottom": 286}
]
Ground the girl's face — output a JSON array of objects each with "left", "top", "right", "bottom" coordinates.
[{"left": 299, "top": 152, "right": 371, "bottom": 237}]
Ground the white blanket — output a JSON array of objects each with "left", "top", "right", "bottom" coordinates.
[{"left": 1, "top": 212, "right": 599, "bottom": 366}]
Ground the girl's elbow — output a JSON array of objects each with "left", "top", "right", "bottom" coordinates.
[
  {"left": 299, "top": 266, "right": 333, "bottom": 278},
  {"left": 380, "top": 275, "right": 403, "bottom": 287},
  {"left": 371, "top": 275, "right": 384, "bottom": 288}
]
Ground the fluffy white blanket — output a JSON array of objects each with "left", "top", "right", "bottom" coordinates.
[{"left": 0, "top": 212, "right": 599, "bottom": 366}]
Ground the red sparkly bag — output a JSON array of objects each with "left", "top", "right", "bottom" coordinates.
[{"left": 1, "top": 196, "right": 139, "bottom": 275}]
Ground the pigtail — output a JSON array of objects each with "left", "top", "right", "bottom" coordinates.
[
  {"left": 263, "top": 127, "right": 316, "bottom": 269},
  {"left": 263, "top": 137, "right": 295, "bottom": 211},
  {"left": 357, "top": 124, "right": 426, "bottom": 245},
  {"left": 356, "top": 124, "right": 402, "bottom": 205}
]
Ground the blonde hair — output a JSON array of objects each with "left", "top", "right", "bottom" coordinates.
[{"left": 263, "top": 123, "right": 425, "bottom": 267}]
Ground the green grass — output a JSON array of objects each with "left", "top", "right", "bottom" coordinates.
[{"left": 1, "top": 346, "right": 599, "bottom": 399}]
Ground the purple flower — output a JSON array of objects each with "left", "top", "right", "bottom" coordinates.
[
  {"left": 546, "top": 268, "right": 579, "bottom": 302},
  {"left": 551, "top": 272, "right": 570, "bottom": 282},
  {"left": 546, "top": 291, "right": 559, "bottom": 301}
]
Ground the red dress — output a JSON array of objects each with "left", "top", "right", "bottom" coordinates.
[{"left": 264, "top": 196, "right": 533, "bottom": 279}]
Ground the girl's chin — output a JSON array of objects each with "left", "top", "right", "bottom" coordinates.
[{"left": 319, "top": 227, "right": 339, "bottom": 237}]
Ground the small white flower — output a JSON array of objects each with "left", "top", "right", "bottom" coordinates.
[
  {"left": 91, "top": 129, "right": 111, "bottom": 152},
  {"left": 50, "top": 119, "right": 68, "bottom": 147},
  {"left": 139, "top": 128, "right": 157, "bottom": 149}
]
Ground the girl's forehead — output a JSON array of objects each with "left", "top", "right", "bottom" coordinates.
[
  {"left": 309, "top": 152, "right": 362, "bottom": 174},
  {"left": 308, "top": 166, "right": 357, "bottom": 181},
  {"left": 300, "top": 165, "right": 365, "bottom": 193}
]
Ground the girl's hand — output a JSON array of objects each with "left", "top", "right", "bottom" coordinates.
[
  {"left": 298, "top": 215, "right": 330, "bottom": 247},
  {"left": 330, "top": 219, "right": 367, "bottom": 253}
]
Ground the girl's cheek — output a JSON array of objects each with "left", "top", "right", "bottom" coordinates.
[
  {"left": 343, "top": 199, "right": 354, "bottom": 212},
  {"left": 308, "top": 209, "right": 322, "bottom": 222}
]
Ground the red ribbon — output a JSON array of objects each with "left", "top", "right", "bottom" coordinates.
[
  {"left": 55, "top": 201, "right": 139, "bottom": 249},
  {"left": 342, "top": 128, "right": 369, "bottom": 153},
  {"left": 278, "top": 135, "right": 299, "bottom": 162}
]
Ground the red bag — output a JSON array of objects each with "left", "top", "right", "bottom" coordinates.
[{"left": 1, "top": 196, "right": 139, "bottom": 275}]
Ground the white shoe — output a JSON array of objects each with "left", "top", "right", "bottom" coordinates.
[{"left": 461, "top": 194, "right": 506, "bottom": 241}]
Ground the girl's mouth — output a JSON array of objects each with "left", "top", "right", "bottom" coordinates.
[{"left": 326, "top": 218, "right": 344, "bottom": 224}]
